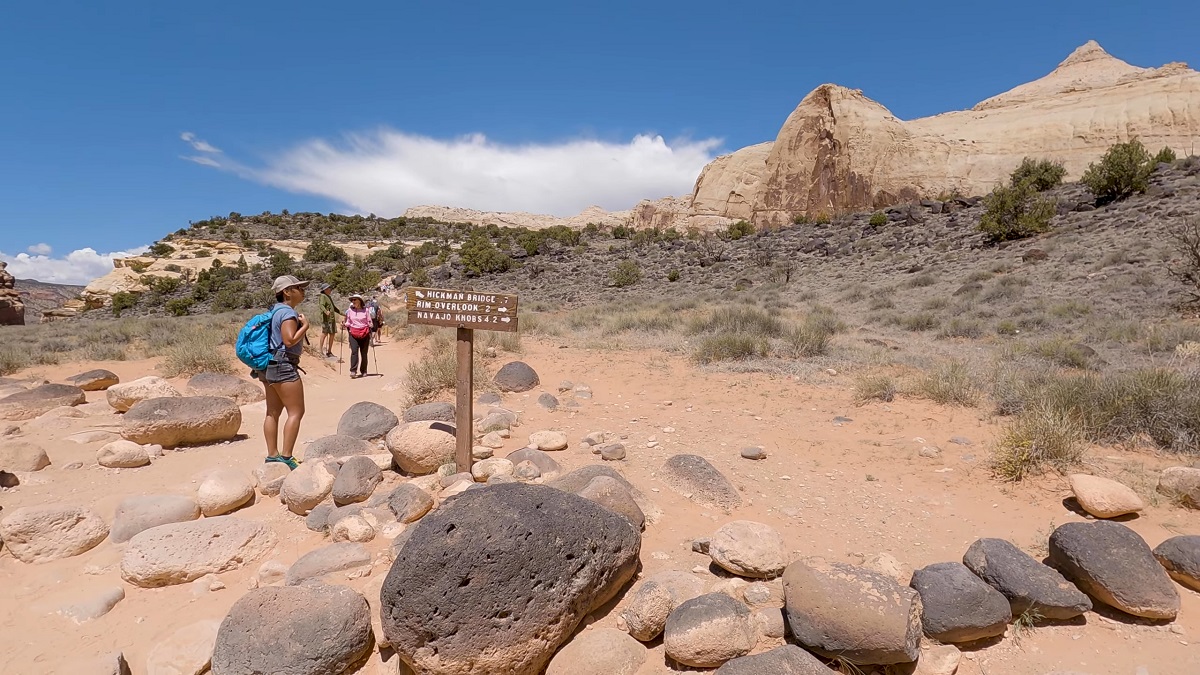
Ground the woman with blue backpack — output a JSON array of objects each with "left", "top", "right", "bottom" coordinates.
[{"left": 250, "top": 275, "right": 311, "bottom": 470}]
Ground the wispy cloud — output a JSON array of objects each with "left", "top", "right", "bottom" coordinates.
[
  {"left": 180, "top": 131, "right": 221, "bottom": 154},
  {"left": 26, "top": 243, "right": 52, "bottom": 255},
  {"left": 1, "top": 246, "right": 149, "bottom": 285},
  {"left": 181, "top": 129, "right": 721, "bottom": 216}
]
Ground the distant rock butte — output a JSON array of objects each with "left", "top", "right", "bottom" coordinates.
[{"left": 400, "top": 204, "right": 634, "bottom": 231}]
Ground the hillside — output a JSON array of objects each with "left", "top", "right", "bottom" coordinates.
[{"left": 17, "top": 278, "right": 84, "bottom": 321}]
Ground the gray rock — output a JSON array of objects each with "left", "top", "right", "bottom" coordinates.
[
  {"left": 120, "top": 396, "right": 241, "bottom": 448},
  {"left": 476, "top": 392, "right": 501, "bottom": 405},
  {"left": 0, "top": 439, "right": 51, "bottom": 472},
  {"left": 66, "top": 369, "right": 119, "bottom": 392},
  {"left": 740, "top": 446, "right": 766, "bottom": 460},
  {"left": 513, "top": 460, "right": 541, "bottom": 481},
  {"left": 692, "top": 538, "right": 711, "bottom": 554},
  {"left": 621, "top": 571, "right": 706, "bottom": 642},
  {"left": 185, "top": 372, "right": 264, "bottom": 405},
  {"left": 380, "top": 483, "right": 640, "bottom": 675},
  {"left": 494, "top": 361, "right": 540, "bottom": 392},
  {"left": 783, "top": 558, "right": 921, "bottom": 665},
  {"left": 659, "top": 454, "right": 742, "bottom": 510},
  {"left": 285, "top": 542, "right": 372, "bottom": 586},
  {"left": 211, "top": 584, "right": 373, "bottom": 675},
  {"left": 253, "top": 462, "right": 292, "bottom": 497},
  {"left": 715, "top": 645, "right": 835, "bottom": 674},
  {"left": 120, "top": 516, "right": 276, "bottom": 588},
  {"left": 386, "top": 483, "right": 435, "bottom": 523},
  {"left": 663, "top": 593, "right": 756, "bottom": 668},
  {"left": 548, "top": 464, "right": 662, "bottom": 525},
  {"left": 545, "top": 627, "right": 646, "bottom": 675},
  {"left": 439, "top": 472, "right": 474, "bottom": 489},
  {"left": 578, "top": 476, "right": 645, "bottom": 530},
  {"left": 600, "top": 443, "right": 627, "bottom": 461},
  {"left": 1153, "top": 535, "right": 1200, "bottom": 592},
  {"left": 336, "top": 401, "right": 399, "bottom": 441},
  {"left": 709, "top": 520, "right": 787, "bottom": 578},
  {"left": 306, "top": 503, "right": 337, "bottom": 533},
  {"left": 505, "top": 447, "right": 562, "bottom": 479},
  {"left": 403, "top": 401, "right": 456, "bottom": 424},
  {"left": 0, "top": 383, "right": 86, "bottom": 421},
  {"left": 963, "top": 537, "right": 1092, "bottom": 620},
  {"left": 537, "top": 392, "right": 559, "bottom": 410},
  {"left": 910, "top": 562, "right": 1012, "bottom": 643},
  {"left": 110, "top": 494, "right": 201, "bottom": 544},
  {"left": 332, "top": 456, "right": 382, "bottom": 506},
  {"left": 1048, "top": 521, "right": 1179, "bottom": 620},
  {"left": 303, "top": 434, "right": 376, "bottom": 462}
]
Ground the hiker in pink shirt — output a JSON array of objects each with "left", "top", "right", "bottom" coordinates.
[{"left": 343, "top": 294, "right": 372, "bottom": 379}]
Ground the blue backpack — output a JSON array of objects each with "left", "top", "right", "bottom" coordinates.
[{"left": 235, "top": 306, "right": 284, "bottom": 371}]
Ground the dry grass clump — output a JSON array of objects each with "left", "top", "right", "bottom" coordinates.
[
  {"left": 693, "top": 334, "right": 768, "bottom": 364},
  {"left": 914, "top": 360, "right": 979, "bottom": 406},
  {"left": 159, "top": 334, "right": 234, "bottom": 377},
  {"left": 854, "top": 374, "right": 897, "bottom": 404},
  {"left": 992, "top": 402, "right": 1086, "bottom": 481},
  {"left": 404, "top": 331, "right": 492, "bottom": 406},
  {"left": 938, "top": 318, "right": 984, "bottom": 339},
  {"left": 0, "top": 345, "right": 30, "bottom": 376},
  {"left": 484, "top": 330, "right": 523, "bottom": 355},
  {"left": 1031, "top": 338, "right": 1097, "bottom": 369},
  {"left": 687, "top": 306, "right": 785, "bottom": 338},
  {"left": 900, "top": 312, "right": 941, "bottom": 332}
]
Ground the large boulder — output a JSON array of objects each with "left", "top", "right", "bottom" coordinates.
[
  {"left": 332, "top": 456, "right": 382, "bottom": 505},
  {"left": 285, "top": 542, "right": 372, "bottom": 586},
  {"left": 380, "top": 483, "right": 641, "bottom": 675},
  {"left": 962, "top": 537, "right": 1092, "bottom": 620},
  {"left": 120, "top": 516, "right": 276, "bottom": 588},
  {"left": 110, "top": 494, "right": 201, "bottom": 543},
  {"left": 385, "top": 420, "right": 456, "bottom": 475},
  {"left": 715, "top": 645, "right": 836, "bottom": 675},
  {"left": 659, "top": 454, "right": 742, "bottom": 510},
  {"left": 1152, "top": 535, "right": 1200, "bottom": 592},
  {"left": 505, "top": 447, "right": 562, "bottom": 480},
  {"left": 0, "top": 505, "right": 109, "bottom": 563},
  {"left": 121, "top": 396, "right": 241, "bottom": 447},
  {"left": 709, "top": 520, "right": 787, "bottom": 578},
  {"left": 211, "top": 584, "right": 373, "bottom": 675},
  {"left": 403, "top": 401, "right": 456, "bottom": 424},
  {"left": 663, "top": 593, "right": 757, "bottom": 668},
  {"left": 337, "top": 401, "right": 399, "bottom": 440},
  {"left": 97, "top": 440, "right": 151, "bottom": 469},
  {"left": 0, "top": 439, "right": 51, "bottom": 471},
  {"left": 494, "top": 361, "right": 540, "bottom": 392},
  {"left": 0, "top": 383, "right": 86, "bottom": 420},
  {"left": 529, "top": 430, "right": 568, "bottom": 451},
  {"left": 1067, "top": 474, "right": 1144, "bottom": 518},
  {"left": 145, "top": 619, "right": 221, "bottom": 675},
  {"left": 1157, "top": 466, "right": 1200, "bottom": 508},
  {"left": 302, "top": 434, "right": 376, "bottom": 462},
  {"left": 197, "top": 468, "right": 255, "bottom": 516},
  {"left": 548, "top": 465, "right": 662, "bottom": 525},
  {"left": 185, "top": 372, "right": 264, "bottom": 405},
  {"left": 578, "top": 475, "right": 645, "bottom": 530},
  {"left": 386, "top": 483, "right": 435, "bottom": 523},
  {"left": 67, "top": 369, "right": 119, "bottom": 392},
  {"left": 280, "top": 461, "right": 337, "bottom": 515},
  {"left": 546, "top": 628, "right": 646, "bottom": 675},
  {"left": 783, "top": 558, "right": 922, "bottom": 665},
  {"left": 909, "top": 562, "right": 1012, "bottom": 643},
  {"left": 620, "top": 570, "right": 707, "bottom": 642},
  {"left": 106, "top": 376, "right": 181, "bottom": 413},
  {"left": 1048, "top": 521, "right": 1179, "bottom": 620}
]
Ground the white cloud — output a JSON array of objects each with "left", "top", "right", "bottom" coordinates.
[
  {"left": 184, "top": 129, "right": 722, "bottom": 216},
  {"left": 181, "top": 131, "right": 221, "bottom": 154},
  {"left": 26, "top": 243, "right": 52, "bottom": 255},
  {"left": 0, "top": 246, "right": 149, "bottom": 285}
]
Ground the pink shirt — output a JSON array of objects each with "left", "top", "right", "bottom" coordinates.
[{"left": 344, "top": 307, "right": 372, "bottom": 332}]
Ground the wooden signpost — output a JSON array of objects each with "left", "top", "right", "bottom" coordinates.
[{"left": 405, "top": 287, "right": 519, "bottom": 473}]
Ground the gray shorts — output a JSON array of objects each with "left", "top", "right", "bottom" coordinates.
[{"left": 254, "top": 358, "right": 301, "bottom": 385}]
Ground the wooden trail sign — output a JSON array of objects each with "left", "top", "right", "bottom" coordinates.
[{"left": 405, "top": 287, "right": 520, "bottom": 473}]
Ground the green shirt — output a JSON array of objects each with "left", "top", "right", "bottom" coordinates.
[{"left": 319, "top": 293, "right": 338, "bottom": 323}]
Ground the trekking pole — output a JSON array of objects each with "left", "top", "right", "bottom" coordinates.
[
  {"left": 338, "top": 329, "right": 344, "bottom": 376},
  {"left": 372, "top": 341, "right": 379, "bottom": 376}
]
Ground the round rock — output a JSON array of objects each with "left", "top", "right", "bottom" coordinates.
[
  {"left": 386, "top": 483, "right": 435, "bottom": 524},
  {"left": 505, "top": 447, "right": 562, "bottom": 479},
  {"left": 494, "top": 361, "right": 540, "bottom": 392},
  {"left": 402, "top": 401, "right": 456, "bottom": 424},
  {"left": 332, "top": 455, "right": 383, "bottom": 506},
  {"left": 286, "top": 542, "right": 373, "bottom": 586},
  {"left": 709, "top": 520, "right": 787, "bottom": 578},
  {"left": 740, "top": 446, "right": 766, "bottom": 460},
  {"left": 185, "top": 372, "right": 264, "bottom": 405},
  {"left": 211, "top": 584, "right": 373, "bottom": 675},
  {"left": 962, "top": 537, "right": 1092, "bottom": 620},
  {"left": 663, "top": 592, "right": 756, "bottom": 668},
  {"left": 280, "top": 461, "right": 336, "bottom": 515},
  {"left": 110, "top": 494, "right": 201, "bottom": 544},
  {"left": 97, "top": 440, "right": 151, "bottom": 469},
  {"left": 302, "top": 434, "right": 376, "bottom": 462},
  {"left": 1157, "top": 466, "right": 1200, "bottom": 508},
  {"left": 578, "top": 475, "right": 645, "bottom": 530},
  {"left": 253, "top": 462, "right": 292, "bottom": 496},
  {"left": 909, "top": 561, "right": 1012, "bottom": 643},
  {"left": 0, "top": 504, "right": 109, "bottom": 563},
  {"left": 715, "top": 645, "right": 835, "bottom": 675},
  {"left": 1153, "top": 535, "right": 1200, "bottom": 592},
  {"left": 66, "top": 369, "right": 120, "bottom": 391},
  {"left": 197, "top": 468, "right": 255, "bottom": 516},
  {"left": 546, "top": 627, "right": 646, "bottom": 675},
  {"left": 120, "top": 516, "right": 276, "bottom": 588},
  {"left": 529, "top": 429, "right": 568, "bottom": 451},
  {"left": 1068, "top": 474, "right": 1144, "bottom": 518},
  {"left": 330, "top": 514, "right": 376, "bottom": 543},
  {"left": 620, "top": 570, "right": 706, "bottom": 642},
  {"left": 120, "top": 396, "right": 241, "bottom": 447},
  {"left": 471, "top": 457, "right": 514, "bottom": 482},
  {"left": 0, "top": 383, "right": 86, "bottom": 421},
  {"left": 1048, "top": 521, "right": 1179, "bottom": 620},
  {"left": 0, "top": 439, "right": 51, "bottom": 472},
  {"left": 106, "top": 376, "right": 180, "bottom": 413},
  {"left": 337, "top": 401, "right": 399, "bottom": 441},
  {"left": 659, "top": 454, "right": 742, "bottom": 511},
  {"left": 386, "top": 420, "right": 456, "bottom": 475}
]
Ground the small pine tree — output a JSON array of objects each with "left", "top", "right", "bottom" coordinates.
[
  {"left": 978, "top": 181, "right": 1056, "bottom": 242},
  {"left": 1080, "top": 139, "right": 1153, "bottom": 203},
  {"left": 1010, "top": 158, "right": 1066, "bottom": 192},
  {"left": 1153, "top": 146, "right": 1178, "bottom": 165},
  {"left": 459, "top": 233, "right": 513, "bottom": 275},
  {"left": 610, "top": 260, "right": 642, "bottom": 288}
]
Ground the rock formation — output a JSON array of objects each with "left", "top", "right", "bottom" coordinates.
[{"left": 0, "top": 262, "right": 26, "bottom": 325}]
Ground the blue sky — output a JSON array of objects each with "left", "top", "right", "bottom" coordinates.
[{"left": 1, "top": 0, "right": 1197, "bottom": 282}]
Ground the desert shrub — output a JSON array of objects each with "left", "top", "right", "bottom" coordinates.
[
  {"left": 726, "top": 220, "right": 755, "bottom": 240},
  {"left": 869, "top": 212, "right": 887, "bottom": 227},
  {"left": 997, "top": 320, "right": 1019, "bottom": 335},
  {"left": 303, "top": 238, "right": 348, "bottom": 263},
  {"left": 1032, "top": 338, "right": 1096, "bottom": 369},
  {"left": 0, "top": 345, "right": 30, "bottom": 375},
  {"left": 869, "top": 296, "right": 895, "bottom": 311},
  {"left": 854, "top": 374, "right": 897, "bottom": 403},
  {"left": 1080, "top": 139, "right": 1152, "bottom": 203},
  {"left": 901, "top": 312, "right": 940, "bottom": 331},
  {"left": 484, "top": 330, "right": 523, "bottom": 355},
  {"left": 692, "top": 334, "right": 768, "bottom": 364},
  {"left": 1010, "top": 157, "right": 1066, "bottom": 191},
  {"left": 610, "top": 260, "right": 642, "bottom": 288},
  {"left": 159, "top": 336, "right": 233, "bottom": 377},
  {"left": 410, "top": 267, "right": 431, "bottom": 287},
  {"left": 992, "top": 402, "right": 1086, "bottom": 481},
  {"left": 1154, "top": 146, "right": 1178, "bottom": 165},
  {"left": 915, "top": 360, "right": 979, "bottom": 406},
  {"left": 813, "top": 212, "right": 831, "bottom": 224},
  {"left": 1143, "top": 323, "right": 1200, "bottom": 353},
  {"left": 783, "top": 317, "right": 834, "bottom": 357},
  {"left": 978, "top": 181, "right": 1056, "bottom": 242},
  {"left": 163, "top": 264, "right": 183, "bottom": 273},
  {"left": 605, "top": 308, "right": 682, "bottom": 335},
  {"left": 165, "top": 298, "right": 194, "bottom": 316},
  {"left": 40, "top": 336, "right": 79, "bottom": 353},
  {"left": 459, "top": 233, "right": 513, "bottom": 275},
  {"left": 111, "top": 291, "right": 138, "bottom": 317},
  {"left": 149, "top": 242, "right": 176, "bottom": 257},
  {"left": 1167, "top": 220, "right": 1200, "bottom": 307},
  {"left": 192, "top": 249, "right": 212, "bottom": 259},
  {"left": 85, "top": 342, "right": 129, "bottom": 362},
  {"left": 905, "top": 273, "right": 936, "bottom": 288},
  {"left": 939, "top": 318, "right": 984, "bottom": 339},
  {"left": 688, "top": 306, "right": 784, "bottom": 338},
  {"left": 667, "top": 269, "right": 681, "bottom": 282},
  {"left": 269, "top": 250, "right": 295, "bottom": 277},
  {"left": 403, "top": 336, "right": 489, "bottom": 406}
]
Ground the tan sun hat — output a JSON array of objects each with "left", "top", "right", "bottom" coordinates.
[{"left": 271, "top": 275, "right": 311, "bottom": 294}]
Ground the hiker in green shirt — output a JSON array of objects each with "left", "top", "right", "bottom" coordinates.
[{"left": 317, "top": 283, "right": 339, "bottom": 358}]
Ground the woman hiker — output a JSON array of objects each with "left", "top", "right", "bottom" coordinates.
[
  {"left": 255, "top": 275, "right": 311, "bottom": 470},
  {"left": 317, "top": 282, "right": 339, "bottom": 358},
  {"left": 344, "top": 294, "right": 372, "bottom": 379}
]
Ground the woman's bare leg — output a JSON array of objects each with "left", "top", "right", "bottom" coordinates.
[
  {"left": 275, "top": 378, "right": 306, "bottom": 458},
  {"left": 263, "top": 379, "right": 283, "bottom": 458}
]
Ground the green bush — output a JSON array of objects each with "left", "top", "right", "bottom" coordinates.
[
  {"left": 304, "top": 238, "right": 348, "bottom": 263},
  {"left": 726, "top": 220, "right": 755, "bottom": 240},
  {"left": 163, "top": 263, "right": 183, "bottom": 273},
  {"left": 1010, "top": 157, "right": 1066, "bottom": 191},
  {"left": 869, "top": 212, "right": 887, "bottom": 227},
  {"left": 149, "top": 242, "right": 176, "bottom": 257},
  {"left": 111, "top": 291, "right": 138, "bottom": 317},
  {"left": 667, "top": 269, "right": 681, "bottom": 282},
  {"left": 459, "top": 233, "right": 514, "bottom": 275},
  {"left": 692, "top": 334, "right": 767, "bottom": 364},
  {"left": 1080, "top": 139, "right": 1152, "bottom": 203},
  {"left": 1154, "top": 146, "right": 1178, "bottom": 165},
  {"left": 410, "top": 267, "right": 431, "bottom": 286},
  {"left": 978, "top": 181, "right": 1056, "bottom": 242},
  {"left": 165, "top": 298, "right": 194, "bottom": 316},
  {"left": 610, "top": 260, "right": 642, "bottom": 288},
  {"left": 269, "top": 250, "right": 295, "bottom": 277}
]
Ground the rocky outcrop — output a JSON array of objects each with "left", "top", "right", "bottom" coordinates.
[
  {"left": 402, "top": 204, "right": 632, "bottom": 231},
  {"left": 0, "top": 262, "right": 25, "bottom": 325}
]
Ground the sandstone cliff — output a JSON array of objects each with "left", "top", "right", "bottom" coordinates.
[
  {"left": 0, "top": 262, "right": 25, "bottom": 325},
  {"left": 402, "top": 204, "right": 632, "bottom": 230}
]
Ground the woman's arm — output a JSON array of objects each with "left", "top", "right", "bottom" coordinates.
[{"left": 280, "top": 314, "right": 309, "bottom": 347}]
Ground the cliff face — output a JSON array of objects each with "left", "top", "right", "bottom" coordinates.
[
  {"left": 678, "top": 40, "right": 1200, "bottom": 229},
  {"left": 0, "top": 262, "right": 24, "bottom": 326}
]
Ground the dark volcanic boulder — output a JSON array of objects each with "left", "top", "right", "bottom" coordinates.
[
  {"left": 380, "top": 482, "right": 641, "bottom": 675},
  {"left": 1153, "top": 535, "right": 1200, "bottom": 593},
  {"left": 962, "top": 537, "right": 1092, "bottom": 620},
  {"left": 909, "top": 562, "right": 1011, "bottom": 643},
  {"left": 336, "top": 401, "right": 399, "bottom": 441},
  {"left": 659, "top": 454, "right": 742, "bottom": 510},
  {"left": 1048, "top": 521, "right": 1179, "bottom": 620},
  {"left": 493, "top": 361, "right": 540, "bottom": 393},
  {"left": 120, "top": 396, "right": 241, "bottom": 447},
  {"left": 403, "top": 401, "right": 456, "bottom": 424},
  {"left": 715, "top": 645, "right": 836, "bottom": 674},
  {"left": 211, "top": 584, "right": 373, "bottom": 675}
]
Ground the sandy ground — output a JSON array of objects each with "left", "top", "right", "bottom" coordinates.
[{"left": 1, "top": 333, "right": 1197, "bottom": 675}]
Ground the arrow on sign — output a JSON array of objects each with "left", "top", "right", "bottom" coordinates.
[
  {"left": 415, "top": 290, "right": 426, "bottom": 298},
  {"left": 501, "top": 317, "right": 511, "bottom": 323},
  {"left": 498, "top": 307, "right": 508, "bottom": 313}
]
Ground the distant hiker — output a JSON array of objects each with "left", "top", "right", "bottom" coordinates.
[
  {"left": 367, "top": 295, "right": 385, "bottom": 346},
  {"left": 344, "top": 294, "right": 372, "bottom": 379},
  {"left": 317, "top": 282, "right": 339, "bottom": 358},
  {"left": 255, "top": 275, "right": 311, "bottom": 470}
]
